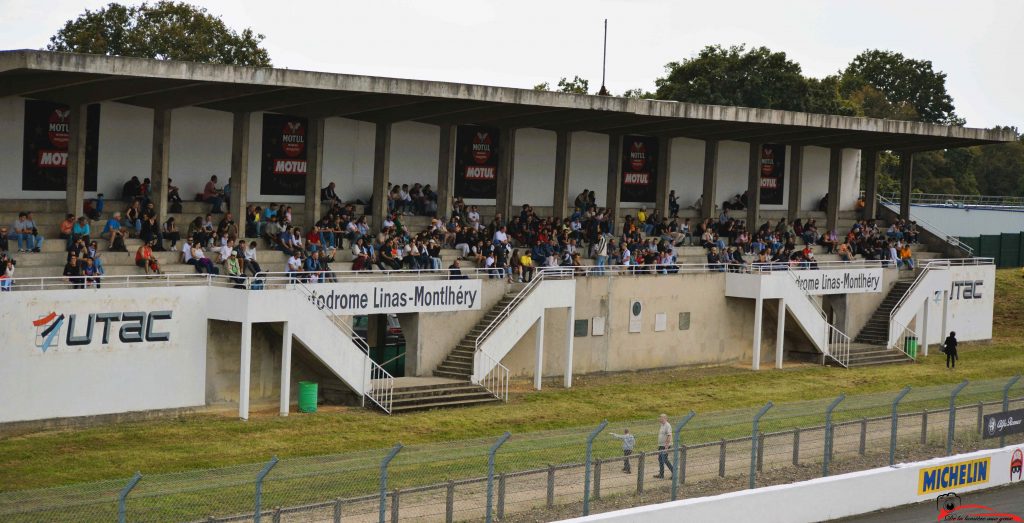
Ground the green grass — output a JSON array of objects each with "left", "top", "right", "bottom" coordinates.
[{"left": 2, "top": 269, "right": 1023, "bottom": 498}]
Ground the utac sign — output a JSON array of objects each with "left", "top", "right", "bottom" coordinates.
[
  {"left": 790, "top": 268, "right": 883, "bottom": 295},
  {"left": 307, "top": 280, "right": 482, "bottom": 315}
]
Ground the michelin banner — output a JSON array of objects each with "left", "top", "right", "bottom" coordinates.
[
  {"left": 307, "top": 279, "right": 483, "bottom": 315},
  {"left": 791, "top": 268, "right": 883, "bottom": 295}
]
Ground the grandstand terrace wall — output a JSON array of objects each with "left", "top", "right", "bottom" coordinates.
[{"left": 0, "top": 96, "right": 862, "bottom": 213}]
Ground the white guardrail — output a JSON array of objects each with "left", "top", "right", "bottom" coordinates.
[
  {"left": 0, "top": 259, "right": 993, "bottom": 292},
  {"left": 782, "top": 267, "right": 851, "bottom": 367},
  {"left": 878, "top": 191, "right": 1024, "bottom": 208},
  {"left": 877, "top": 194, "right": 976, "bottom": 256}
]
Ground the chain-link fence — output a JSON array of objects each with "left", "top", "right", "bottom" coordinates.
[{"left": 1, "top": 376, "right": 1021, "bottom": 523}]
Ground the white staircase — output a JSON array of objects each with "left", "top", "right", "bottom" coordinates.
[{"left": 887, "top": 261, "right": 952, "bottom": 355}]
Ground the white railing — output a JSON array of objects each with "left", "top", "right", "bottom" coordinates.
[
  {"left": 877, "top": 194, "right": 975, "bottom": 256},
  {"left": 782, "top": 268, "right": 851, "bottom": 367},
  {"left": 294, "top": 282, "right": 394, "bottom": 414},
  {"left": 877, "top": 191, "right": 1024, "bottom": 209},
  {"left": 889, "top": 320, "right": 919, "bottom": 360},
  {"left": 887, "top": 259, "right": 952, "bottom": 332},
  {"left": 473, "top": 350, "right": 509, "bottom": 402}
]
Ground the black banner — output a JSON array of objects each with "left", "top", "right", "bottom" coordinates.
[
  {"left": 759, "top": 143, "right": 786, "bottom": 205},
  {"left": 260, "top": 113, "right": 308, "bottom": 196},
  {"left": 620, "top": 135, "right": 657, "bottom": 203},
  {"left": 22, "top": 100, "right": 99, "bottom": 192},
  {"left": 982, "top": 408, "right": 1024, "bottom": 439},
  {"left": 453, "top": 125, "right": 499, "bottom": 199}
]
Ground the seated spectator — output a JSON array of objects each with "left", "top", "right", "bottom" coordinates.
[
  {"left": 103, "top": 212, "right": 128, "bottom": 251},
  {"left": 122, "top": 176, "right": 141, "bottom": 202},
  {"left": 217, "top": 213, "right": 238, "bottom": 241},
  {"left": 81, "top": 256, "right": 101, "bottom": 289},
  {"left": 226, "top": 251, "right": 245, "bottom": 288},
  {"left": 899, "top": 243, "right": 915, "bottom": 270},
  {"left": 668, "top": 190, "right": 680, "bottom": 218},
  {"left": 321, "top": 182, "right": 343, "bottom": 205},
  {"left": 59, "top": 213, "right": 75, "bottom": 248},
  {"left": 243, "top": 241, "right": 262, "bottom": 276},
  {"left": 84, "top": 193, "right": 104, "bottom": 221},
  {"left": 203, "top": 175, "right": 224, "bottom": 214},
  {"left": 190, "top": 243, "right": 218, "bottom": 274},
  {"left": 163, "top": 217, "right": 181, "bottom": 249},
  {"left": 167, "top": 178, "right": 182, "bottom": 203},
  {"left": 87, "top": 241, "right": 106, "bottom": 276},
  {"left": 10, "top": 212, "right": 43, "bottom": 253},
  {"left": 448, "top": 259, "right": 468, "bottom": 280},
  {"left": 135, "top": 241, "right": 161, "bottom": 275},
  {"left": 123, "top": 200, "right": 142, "bottom": 238},
  {"left": 286, "top": 251, "right": 303, "bottom": 282},
  {"left": 72, "top": 216, "right": 91, "bottom": 248},
  {"left": 140, "top": 214, "right": 165, "bottom": 251}
]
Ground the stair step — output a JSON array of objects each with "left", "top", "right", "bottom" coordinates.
[
  {"left": 391, "top": 390, "right": 498, "bottom": 405},
  {"left": 433, "top": 369, "right": 471, "bottom": 379},
  {"left": 389, "top": 396, "right": 500, "bottom": 413}
]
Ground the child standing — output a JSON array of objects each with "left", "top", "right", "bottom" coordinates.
[{"left": 609, "top": 429, "right": 636, "bottom": 474}]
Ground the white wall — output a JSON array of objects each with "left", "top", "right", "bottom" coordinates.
[
  {"left": 714, "top": 140, "right": 748, "bottom": 207},
  {"left": 561, "top": 445, "right": 1024, "bottom": 523},
  {"left": 171, "top": 106, "right": 233, "bottom": 199},
  {"left": 95, "top": 102, "right": 154, "bottom": 199},
  {"left": 841, "top": 148, "right": 862, "bottom": 211},
  {"left": 667, "top": 137, "right": 705, "bottom": 208},
  {"left": 567, "top": 131, "right": 609, "bottom": 207},
  {"left": 322, "top": 117, "right": 375, "bottom": 203},
  {"left": 0, "top": 287, "right": 207, "bottom": 423},
  {"left": 513, "top": 128, "right": 556, "bottom": 207},
  {"left": 802, "top": 146, "right": 830, "bottom": 211},
  {"left": 390, "top": 121, "right": 440, "bottom": 190},
  {"left": 923, "top": 264, "right": 996, "bottom": 342}
]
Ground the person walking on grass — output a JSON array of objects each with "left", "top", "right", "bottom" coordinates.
[
  {"left": 655, "top": 414, "right": 674, "bottom": 479},
  {"left": 943, "top": 331, "right": 959, "bottom": 369},
  {"left": 609, "top": 429, "right": 636, "bottom": 473}
]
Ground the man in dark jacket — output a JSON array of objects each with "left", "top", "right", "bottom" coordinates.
[{"left": 943, "top": 331, "right": 959, "bottom": 369}]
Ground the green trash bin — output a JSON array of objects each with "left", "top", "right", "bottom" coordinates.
[
  {"left": 298, "top": 381, "right": 318, "bottom": 413},
  {"left": 904, "top": 336, "right": 918, "bottom": 359}
]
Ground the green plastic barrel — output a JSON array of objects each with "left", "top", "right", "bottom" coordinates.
[
  {"left": 904, "top": 336, "right": 918, "bottom": 359},
  {"left": 298, "top": 381, "right": 318, "bottom": 413}
]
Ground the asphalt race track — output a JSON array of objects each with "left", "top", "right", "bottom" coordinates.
[{"left": 835, "top": 482, "right": 1024, "bottom": 522}]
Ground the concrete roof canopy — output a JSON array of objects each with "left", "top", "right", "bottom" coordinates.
[{"left": 0, "top": 49, "right": 1015, "bottom": 151}]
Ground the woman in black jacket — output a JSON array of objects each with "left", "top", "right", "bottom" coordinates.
[{"left": 943, "top": 331, "right": 959, "bottom": 369}]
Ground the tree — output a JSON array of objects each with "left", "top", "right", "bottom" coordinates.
[
  {"left": 971, "top": 129, "right": 1024, "bottom": 196},
  {"left": 621, "top": 88, "right": 655, "bottom": 99},
  {"left": 557, "top": 76, "right": 590, "bottom": 94},
  {"left": 840, "top": 50, "right": 959, "bottom": 125},
  {"left": 654, "top": 44, "right": 810, "bottom": 111},
  {"left": 533, "top": 82, "right": 551, "bottom": 91},
  {"left": 47, "top": 2, "right": 271, "bottom": 66}
]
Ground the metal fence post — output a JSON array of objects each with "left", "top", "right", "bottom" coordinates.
[
  {"left": 390, "top": 489, "right": 399, "bottom": 523},
  {"left": 546, "top": 466, "right": 555, "bottom": 508},
  {"left": 719, "top": 439, "right": 727, "bottom": 477},
  {"left": 977, "top": 402, "right": 984, "bottom": 438},
  {"left": 333, "top": 498, "right": 342, "bottom": 523},
  {"left": 379, "top": 444, "right": 403, "bottom": 523},
  {"left": 792, "top": 428, "right": 800, "bottom": 466},
  {"left": 254, "top": 456, "right": 279, "bottom": 523},
  {"left": 593, "top": 459, "right": 602, "bottom": 500},
  {"left": 1002, "top": 375, "right": 1022, "bottom": 448},
  {"left": 922, "top": 410, "right": 929, "bottom": 445},
  {"left": 486, "top": 432, "right": 511, "bottom": 523},
  {"left": 446, "top": 481, "right": 455, "bottom": 523},
  {"left": 583, "top": 420, "right": 608, "bottom": 516},
  {"left": 947, "top": 380, "right": 969, "bottom": 456},
  {"left": 671, "top": 411, "right": 696, "bottom": 501},
  {"left": 750, "top": 402, "right": 773, "bottom": 489},
  {"left": 497, "top": 474, "right": 506, "bottom": 521},
  {"left": 824, "top": 394, "right": 846, "bottom": 477},
  {"left": 859, "top": 418, "right": 867, "bottom": 455},
  {"left": 890, "top": 386, "right": 911, "bottom": 465},
  {"left": 117, "top": 472, "right": 142, "bottom": 523},
  {"left": 756, "top": 433, "right": 765, "bottom": 473},
  {"left": 636, "top": 452, "right": 645, "bottom": 494}
]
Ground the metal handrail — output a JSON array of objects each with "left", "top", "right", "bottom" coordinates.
[
  {"left": 294, "top": 281, "right": 394, "bottom": 413},
  {"left": 889, "top": 320, "right": 919, "bottom": 360},
  {"left": 876, "top": 191, "right": 1024, "bottom": 208},
  {"left": 887, "top": 260, "right": 951, "bottom": 332},
  {"left": 474, "top": 350, "right": 509, "bottom": 402},
  {"left": 877, "top": 194, "right": 975, "bottom": 256},
  {"left": 782, "top": 268, "right": 850, "bottom": 367}
]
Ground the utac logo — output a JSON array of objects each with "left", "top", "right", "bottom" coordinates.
[{"left": 32, "top": 310, "right": 173, "bottom": 352}]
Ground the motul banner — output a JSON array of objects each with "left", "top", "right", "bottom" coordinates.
[
  {"left": 453, "top": 125, "right": 499, "bottom": 199},
  {"left": 260, "top": 113, "right": 308, "bottom": 196},
  {"left": 620, "top": 135, "right": 658, "bottom": 203},
  {"left": 759, "top": 144, "right": 786, "bottom": 205},
  {"left": 22, "top": 100, "right": 99, "bottom": 192}
]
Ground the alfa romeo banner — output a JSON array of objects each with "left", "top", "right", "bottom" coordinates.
[
  {"left": 260, "top": 113, "right": 308, "bottom": 196},
  {"left": 453, "top": 125, "right": 499, "bottom": 199},
  {"left": 22, "top": 100, "right": 100, "bottom": 192},
  {"left": 620, "top": 135, "right": 658, "bottom": 203},
  {"left": 759, "top": 143, "right": 786, "bottom": 205}
]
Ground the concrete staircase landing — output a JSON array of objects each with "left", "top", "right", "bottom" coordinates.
[{"left": 373, "top": 378, "right": 500, "bottom": 413}]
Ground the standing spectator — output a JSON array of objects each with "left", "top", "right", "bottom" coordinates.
[
  {"left": 609, "top": 429, "right": 636, "bottom": 474},
  {"left": 64, "top": 253, "right": 84, "bottom": 289},
  {"left": 203, "top": 175, "right": 224, "bottom": 214},
  {"left": 943, "top": 331, "right": 959, "bottom": 369},
  {"left": 655, "top": 414, "right": 674, "bottom": 479},
  {"left": 668, "top": 190, "right": 680, "bottom": 218}
]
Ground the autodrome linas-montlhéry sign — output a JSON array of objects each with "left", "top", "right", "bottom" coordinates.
[
  {"left": 307, "top": 280, "right": 482, "bottom": 315},
  {"left": 791, "top": 268, "right": 883, "bottom": 295}
]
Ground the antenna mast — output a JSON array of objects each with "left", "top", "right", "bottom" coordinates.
[{"left": 598, "top": 19, "right": 610, "bottom": 96}]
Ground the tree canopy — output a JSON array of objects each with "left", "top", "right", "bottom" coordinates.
[{"left": 47, "top": 2, "right": 271, "bottom": 66}]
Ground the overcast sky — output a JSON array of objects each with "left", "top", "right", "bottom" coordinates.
[{"left": 2, "top": 0, "right": 1020, "bottom": 130}]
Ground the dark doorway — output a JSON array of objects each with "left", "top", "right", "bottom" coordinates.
[{"left": 353, "top": 314, "right": 406, "bottom": 377}]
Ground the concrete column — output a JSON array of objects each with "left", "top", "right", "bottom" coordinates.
[
  {"left": 304, "top": 117, "right": 325, "bottom": 228},
  {"left": 701, "top": 140, "right": 719, "bottom": 220},
  {"left": 552, "top": 129, "right": 572, "bottom": 218},
  {"left": 775, "top": 298, "right": 786, "bottom": 369},
  {"left": 752, "top": 297, "right": 763, "bottom": 371},
  {"left": 920, "top": 300, "right": 930, "bottom": 357},
  {"left": 655, "top": 136, "right": 672, "bottom": 218},
  {"left": 564, "top": 307, "right": 575, "bottom": 388},
  {"left": 787, "top": 146, "right": 803, "bottom": 222},
  {"left": 228, "top": 112, "right": 250, "bottom": 228},
  {"left": 371, "top": 122, "right": 393, "bottom": 229},
  {"left": 605, "top": 134, "right": 622, "bottom": 234},
  {"left": 826, "top": 146, "right": 843, "bottom": 231},
  {"left": 150, "top": 108, "right": 172, "bottom": 224},
  {"left": 436, "top": 124, "right": 456, "bottom": 219},
  {"left": 940, "top": 290, "right": 949, "bottom": 344},
  {"left": 863, "top": 149, "right": 879, "bottom": 220},
  {"left": 239, "top": 320, "right": 252, "bottom": 420},
  {"left": 280, "top": 321, "right": 292, "bottom": 416},
  {"left": 899, "top": 152, "right": 913, "bottom": 220},
  {"left": 534, "top": 313, "right": 545, "bottom": 391},
  {"left": 65, "top": 103, "right": 88, "bottom": 215},
  {"left": 746, "top": 142, "right": 762, "bottom": 229},
  {"left": 495, "top": 127, "right": 516, "bottom": 223}
]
